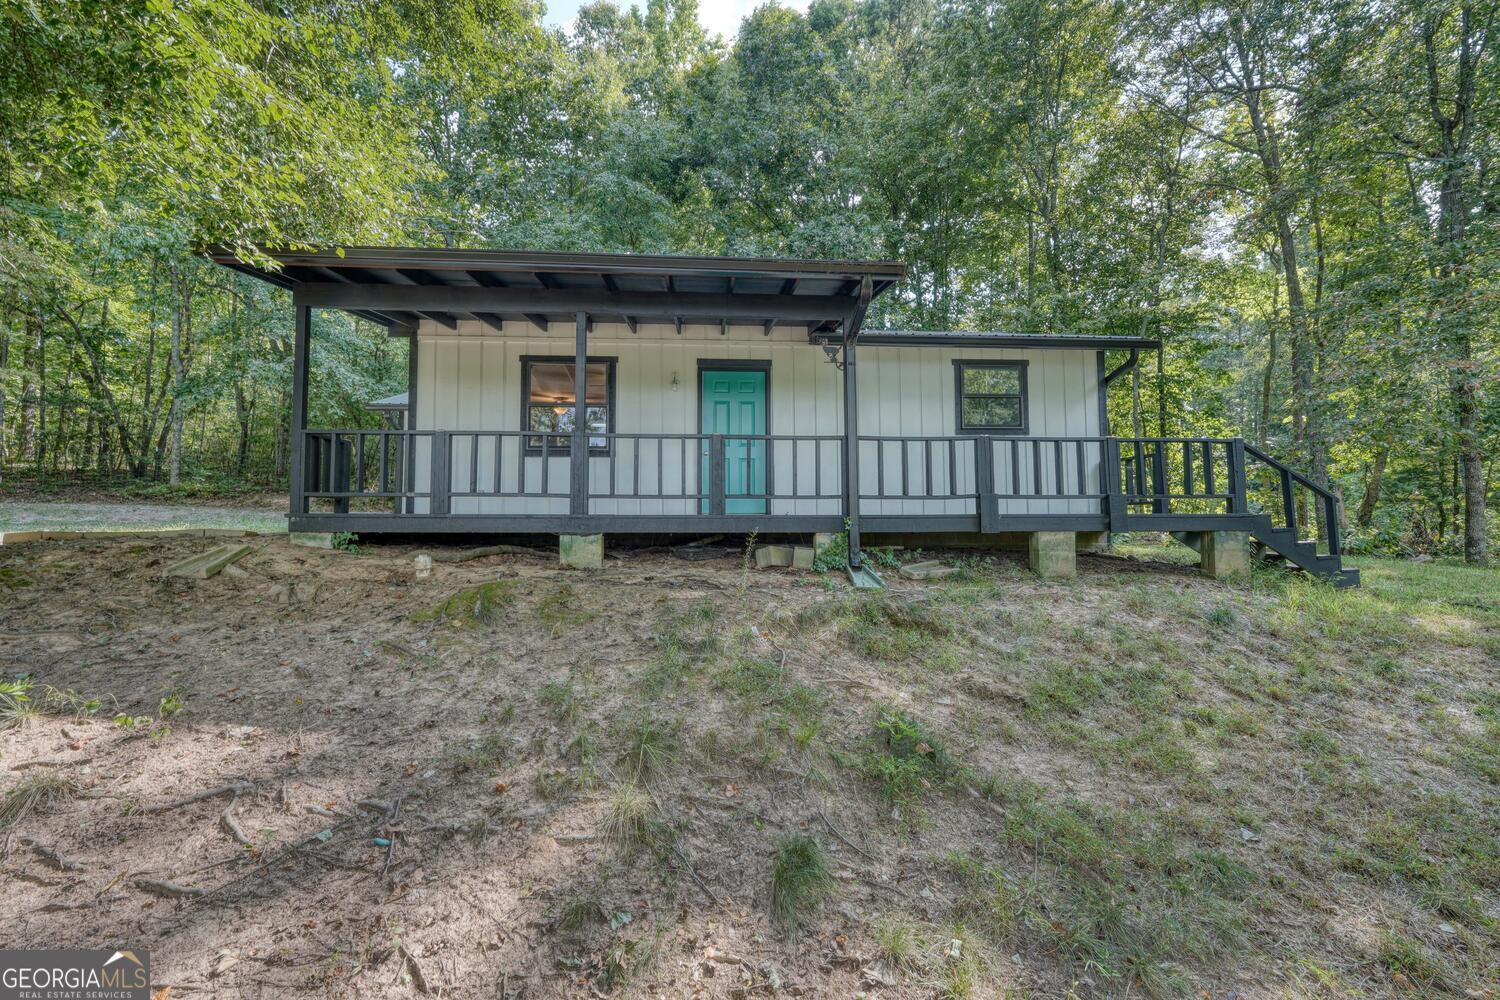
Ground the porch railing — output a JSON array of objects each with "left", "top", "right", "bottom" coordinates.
[{"left": 295, "top": 429, "right": 1342, "bottom": 555}]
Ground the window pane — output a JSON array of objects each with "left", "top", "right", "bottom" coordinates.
[
  {"left": 963, "top": 396, "right": 1021, "bottom": 428},
  {"left": 527, "top": 362, "right": 608, "bottom": 405},
  {"left": 962, "top": 365, "right": 1021, "bottom": 395},
  {"left": 529, "top": 404, "right": 573, "bottom": 433}
]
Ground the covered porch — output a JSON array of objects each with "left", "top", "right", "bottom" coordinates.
[{"left": 208, "top": 247, "right": 1353, "bottom": 584}]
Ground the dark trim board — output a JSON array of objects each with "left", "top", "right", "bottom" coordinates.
[
  {"left": 290, "top": 511, "right": 1116, "bottom": 536},
  {"left": 290, "top": 514, "right": 846, "bottom": 535}
]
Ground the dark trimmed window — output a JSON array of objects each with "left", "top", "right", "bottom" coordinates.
[
  {"left": 521, "top": 357, "right": 615, "bottom": 453},
  {"left": 954, "top": 361, "right": 1028, "bottom": 434}
]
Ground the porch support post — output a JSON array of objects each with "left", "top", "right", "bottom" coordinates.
[
  {"left": 402, "top": 332, "right": 417, "bottom": 514},
  {"left": 289, "top": 297, "right": 311, "bottom": 517},
  {"left": 842, "top": 336, "right": 861, "bottom": 567},
  {"left": 840, "top": 276, "right": 873, "bottom": 570},
  {"left": 571, "top": 310, "right": 588, "bottom": 516}
]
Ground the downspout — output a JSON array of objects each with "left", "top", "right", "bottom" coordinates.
[{"left": 842, "top": 277, "right": 873, "bottom": 574}]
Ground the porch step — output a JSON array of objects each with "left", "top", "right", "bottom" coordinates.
[{"left": 1248, "top": 516, "right": 1359, "bottom": 588}]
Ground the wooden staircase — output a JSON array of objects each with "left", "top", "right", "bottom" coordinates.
[
  {"left": 1119, "top": 437, "right": 1359, "bottom": 588},
  {"left": 1172, "top": 517, "right": 1360, "bottom": 587}
]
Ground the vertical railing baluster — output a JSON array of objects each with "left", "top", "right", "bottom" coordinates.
[
  {"left": 976, "top": 437, "right": 997, "bottom": 531},
  {"left": 1281, "top": 468, "right": 1297, "bottom": 536},
  {"left": 1054, "top": 440, "right": 1064, "bottom": 496},
  {"left": 1204, "top": 442, "right": 1216, "bottom": 497},
  {"left": 430, "top": 431, "right": 451, "bottom": 515},
  {"left": 1182, "top": 440, "right": 1194, "bottom": 497},
  {"left": 469, "top": 434, "right": 478, "bottom": 494},
  {"left": 709, "top": 435, "right": 726, "bottom": 515},
  {"left": 1075, "top": 439, "right": 1086, "bottom": 496}
]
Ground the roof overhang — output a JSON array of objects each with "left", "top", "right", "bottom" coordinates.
[
  {"left": 813, "top": 330, "right": 1162, "bottom": 351},
  {"left": 205, "top": 246, "right": 905, "bottom": 336}
]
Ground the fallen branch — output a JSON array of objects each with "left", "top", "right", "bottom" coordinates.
[
  {"left": 818, "top": 809, "right": 874, "bottom": 861},
  {"left": 221, "top": 799, "right": 252, "bottom": 846},
  {"left": 136, "top": 878, "right": 206, "bottom": 898},
  {"left": 673, "top": 845, "right": 723, "bottom": 906},
  {"left": 25, "top": 839, "right": 82, "bottom": 871},
  {"left": 413, "top": 544, "right": 542, "bottom": 564},
  {"left": 401, "top": 943, "right": 435, "bottom": 995},
  {"left": 146, "top": 781, "right": 255, "bottom": 814}
]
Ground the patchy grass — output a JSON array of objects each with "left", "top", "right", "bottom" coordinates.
[
  {"left": 3, "top": 537, "right": 1497, "bottom": 999},
  {"left": 536, "top": 584, "right": 593, "bottom": 631},
  {"left": 408, "top": 580, "right": 515, "bottom": 627},
  {"left": 840, "top": 596, "right": 953, "bottom": 662}
]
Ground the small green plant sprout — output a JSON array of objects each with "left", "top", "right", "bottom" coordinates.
[
  {"left": 739, "top": 529, "right": 759, "bottom": 594},
  {"left": 331, "top": 531, "right": 360, "bottom": 552},
  {"left": 0, "top": 678, "right": 37, "bottom": 731},
  {"left": 865, "top": 706, "right": 957, "bottom": 818},
  {"left": 769, "top": 833, "right": 834, "bottom": 931}
]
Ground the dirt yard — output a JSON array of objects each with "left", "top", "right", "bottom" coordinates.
[{"left": 0, "top": 536, "right": 1494, "bottom": 998}]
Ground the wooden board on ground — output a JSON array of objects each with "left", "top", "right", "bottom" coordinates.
[{"left": 163, "top": 544, "right": 253, "bottom": 580}]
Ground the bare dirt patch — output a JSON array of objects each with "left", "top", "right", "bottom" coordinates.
[{"left": 0, "top": 538, "right": 1494, "bottom": 998}]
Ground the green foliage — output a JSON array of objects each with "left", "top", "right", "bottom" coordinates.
[
  {"left": 0, "top": 678, "right": 36, "bottom": 731},
  {"left": 863, "top": 706, "right": 957, "bottom": 815}
]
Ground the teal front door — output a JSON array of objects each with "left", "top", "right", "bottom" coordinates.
[{"left": 701, "top": 368, "right": 767, "bottom": 514}]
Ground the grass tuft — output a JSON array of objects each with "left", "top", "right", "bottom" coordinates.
[
  {"left": 619, "top": 716, "right": 678, "bottom": 784},
  {"left": 601, "top": 783, "right": 656, "bottom": 852},
  {"left": 769, "top": 833, "right": 834, "bottom": 930},
  {"left": 842, "top": 597, "right": 952, "bottom": 661},
  {"left": 0, "top": 774, "right": 79, "bottom": 829}
]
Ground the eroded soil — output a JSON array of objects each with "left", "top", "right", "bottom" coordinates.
[{"left": 0, "top": 536, "right": 1495, "bottom": 999}]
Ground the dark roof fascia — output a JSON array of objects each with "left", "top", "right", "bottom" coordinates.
[
  {"left": 202, "top": 245, "right": 907, "bottom": 283},
  {"left": 816, "top": 330, "right": 1162, "bottom": 351}
]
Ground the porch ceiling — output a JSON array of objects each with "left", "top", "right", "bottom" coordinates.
[{"left": 205, "top": 246, "right": 906, "bottom": 336}]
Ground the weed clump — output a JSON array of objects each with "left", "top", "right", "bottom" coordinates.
[
  {"left": 769, "top": 834, "right": 834, "bottom": 930},
  {"left": 601, "top": 783, "right": 657, "bottom": 853},
  {"left": 842, "top": 598, "right": 951, "bottom": 661},
  {"left": 409, "top": 580, "right": 515, "bottom": 627},
  {"left": 863, "top": 706, "right": 957, "bottom": 817},
  {"left": 0, "top": 679, "right": 37, "bottom": 731},
  {"left": 0, "top": 774, "right": 78, "bottom": 830}
]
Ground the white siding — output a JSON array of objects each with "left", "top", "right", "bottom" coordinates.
[{"left": 410, "top": 318, "right": 1103, "bottom": 518}]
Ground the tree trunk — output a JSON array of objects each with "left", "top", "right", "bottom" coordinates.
[
  {"left": 0, "top": 320, "right": 8, "bottom": 483},
  {"left": 1423, "top": 5, "right": 1486, "bottom": 564},
  {"left": 1230, "top": 15, "right": 1328, "bottom": 488},
  {"left": 1357, "top": 446, "right": 1388, "bottom": 528},
  {"left": 168, "top": 274, "right": 184, "bottom": 486}
]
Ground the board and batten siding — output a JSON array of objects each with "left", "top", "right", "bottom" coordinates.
[{"left": 409, "top": 318, "right": 1103, "bottom": 518}]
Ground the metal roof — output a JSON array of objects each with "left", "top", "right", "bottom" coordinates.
[
  {"left": 365, "top": 392, "right": 409, "bottom": 410},
  {"left": 815, "top": 330, "right": 1161, "bottom": 350},
  {"left": 205, "top": 246, "right": 905, "bottom": 335}
]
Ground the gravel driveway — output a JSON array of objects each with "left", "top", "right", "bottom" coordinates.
[{"left": 0, "top": 502, "right": 287, "bottom": 534}]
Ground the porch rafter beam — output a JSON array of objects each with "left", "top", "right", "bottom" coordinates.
[{"left": 293, "top": 283, "right": 853, "bottom": 322}]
